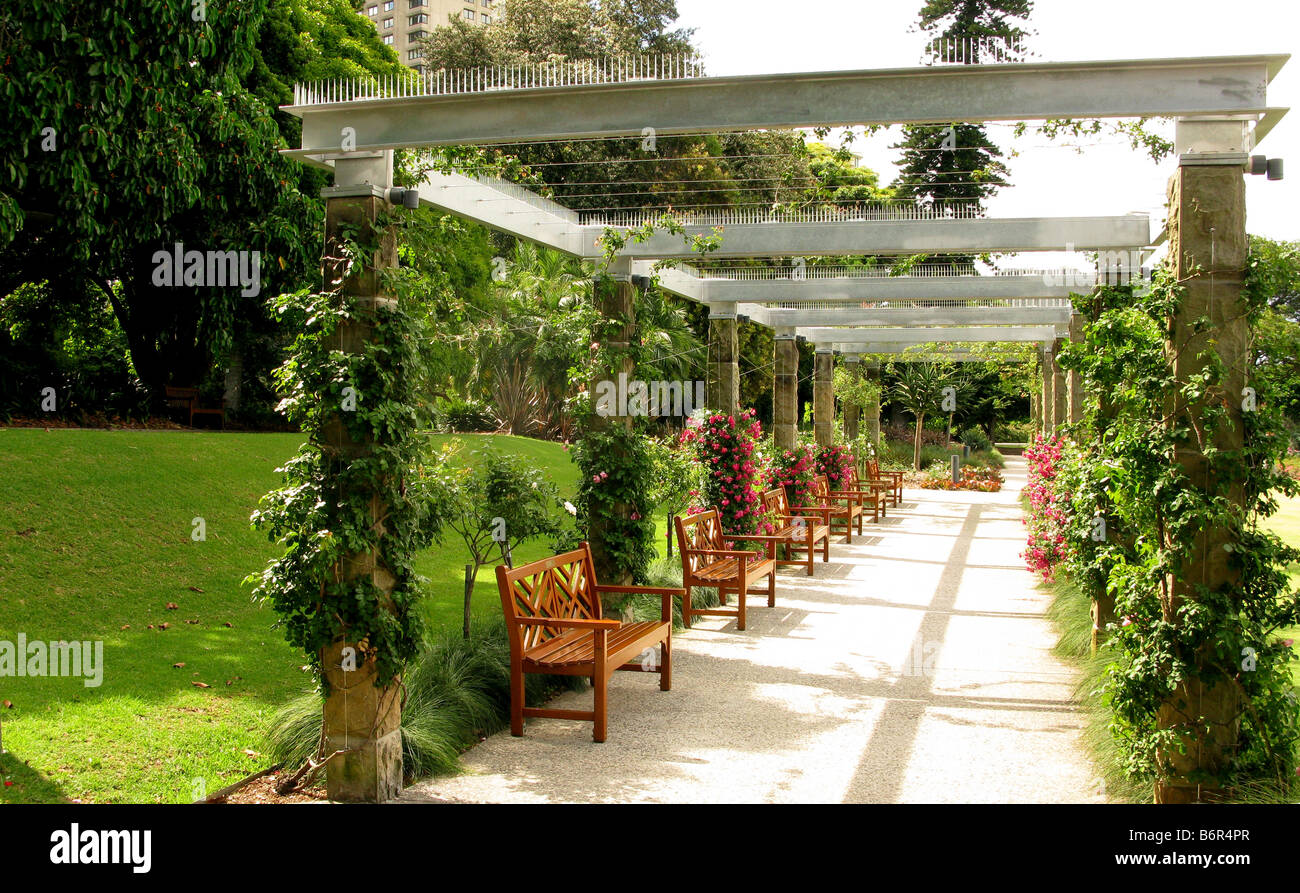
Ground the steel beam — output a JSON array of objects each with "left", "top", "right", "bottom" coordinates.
[
  {"left": 801, "top": 325, "right": 1056, "bottom": 344},
  {"left": 285, "top": 55, "right": 1286, "bottom": 155}
]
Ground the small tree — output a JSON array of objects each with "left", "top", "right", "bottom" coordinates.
[
  {"left": 437, "top": 447, "right": 563, "bottom": 637},
  {"left": 646, "top": 435, "right": 701, "bottom": 557},
  {"left": 891, "top": 362, "right": 957, "bottom": 470}
]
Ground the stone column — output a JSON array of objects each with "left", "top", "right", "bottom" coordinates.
[
  {"left": 1067, "top": 313, "right": 1085, "bottom": 424},
  {"left": 773, "top": 329, "right": 798, "bottom": 451},
  {"left": 707, "top": 302, "right": 739, "bottom": 416},
  {"left": 1052, "top": 337, "right": 1068, "bottom": 434},
  {"left": 864, "top": 361, "right": 882, "bottom": 453},
  {"left": 1040, "top": 346, "right": 1055, "bottom": 437},
  {"left": 813, "top": 345, "right": 834, "bottom": 447},
  {"left": 1154, "top": 154, "right": 1248, "bottom": 805},
  {"left": 320, "top": 151, "right": 402, "bottom": 803},
  {"left": 1029, "top": 379, "right": 1040, "bottom": 435},
  {"left": 588, "top": 256, "right": 637, "bottom": 586},
  {"left": 843, "top": 355, "right": 861, "bottom": 441}
]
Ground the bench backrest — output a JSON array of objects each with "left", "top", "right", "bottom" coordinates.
[
  {"left": 496, "top": 542, "right": 601, "bottom": 652},
  {"left": 809, "top": 474, "right": 832, "bottom": 506},
  {"left": 674, "top": 509, "right": 725, "bottom": 575},
  {"left": 762, "top": 487, "right": 791, "bottom": 517}
]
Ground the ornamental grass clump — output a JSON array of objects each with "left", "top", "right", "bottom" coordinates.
[{"left": 681, "top": 408, "right": 764, "bottom": 535}]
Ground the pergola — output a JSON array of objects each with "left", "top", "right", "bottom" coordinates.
[{"left": 282, "top": 49, "right": 1288, "bottom": 802}]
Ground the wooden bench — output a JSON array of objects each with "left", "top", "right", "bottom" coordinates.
[
  {"left": 793, "top": 474, "right": 862, "bottom": 543},
  {"left": 829, "top": 467, "right": 886, "bottom": 521},
  {"left": 496, "top": 542, "right": 680, "bottom": 743},
  {"left": 674, "top": 509, "right": 778, "bottom": 631},
  {"left": 164, "top": 385, "right": 226, "bottom": 429},
  {"left": 866, "top": 458, "right": 904, "bottom": 506},
  {"left": 762, "top": 487, "right": 831, "bottom": 575}
]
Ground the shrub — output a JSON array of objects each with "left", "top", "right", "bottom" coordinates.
[
  {"left": 816, "top": 442, "right": 856, "bottom": 490},
  {"left": 680, "top": 409, "right": 765, "bottom": 535},
  {"left": 959, "top": 425, "right": 993, "bottom": 453},
  {"left": 442, "top": 398, "right": 498, "bottom": 432},
  {"left": 768, "top": 441, "right": 819, "bottom": 508},
  {"left": 1021, "top": 433, "right": 1069, "bottom": 580}
]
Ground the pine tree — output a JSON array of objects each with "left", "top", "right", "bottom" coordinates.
[{"left": 891, "top": 1, "right": 1033, "bottom": 224}]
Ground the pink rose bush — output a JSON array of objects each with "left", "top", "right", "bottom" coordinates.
[
  {"left": 681, "top": 409, "right": 765, "bottom": 535},
  {"left": 1022, "top": 434, "right": 1069, "bottom": 580},
  {"left": 816, "top": 443, "right": 856, "bottom": 491},
  {"left": 768, "top": 441, "right": 819, "bottom": 508}
]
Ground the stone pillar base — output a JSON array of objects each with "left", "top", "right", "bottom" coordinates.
[{"left": 322, "top": 641, "right": 403, "bottom": 802}]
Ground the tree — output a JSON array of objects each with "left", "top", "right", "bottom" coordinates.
[
  {"left": 890, "top": 1, "right": 1031, "bottom": 267},
  {"left": 436, "top": 448, "right": 565, "bottom": 637},
  {"left": 0, "top": 0, "right": 410, "bottom": 411},
  {"left": 891, "top": 362, "right": 958, "bottom": 469}
]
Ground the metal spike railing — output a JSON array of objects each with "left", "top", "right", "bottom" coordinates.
[
  {"left": 292, "top": 53, "right": 706, "bottom": 106},
  {"left": 580, "top": 200, "right": 983, "bottom": 229},
  {"left": 679, "top": 264, "right": 1089, "bottom": 282},
  {"left": 921, "top": 36, "right": 1027, "bottom": 66}
]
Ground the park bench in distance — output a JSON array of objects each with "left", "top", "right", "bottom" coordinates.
[
  {"left": 163, "top": 385, "right": 226, "bottom": 429},
  {"left": 865, "top": 458, "right": 904, "bottom": 506},
  {"left": 495, "top": 542, "right": 680, "bottom": 743},
  {"left": 829, "top": 467, "right": 886, "bottom": 522},
  {"left": 795, "top": 474, "right": 862, "bottom": 543},
  {"left": 762, "top": 487, "right": 830, "bottom": 575},
  {"left": 674, "top": 508, "right": 778, "bottom": 631}
]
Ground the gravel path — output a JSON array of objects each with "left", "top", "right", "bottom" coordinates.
[{"left": 399, "top": 457, "right": 1106, "bottom": 804}]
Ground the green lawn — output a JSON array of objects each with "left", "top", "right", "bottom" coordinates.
[
  {"left": 1260, "top": 493, "right": 1300, "bottom": 688},
  {"left": 0, "top": 428, "right": 578, "bottom": 803}
]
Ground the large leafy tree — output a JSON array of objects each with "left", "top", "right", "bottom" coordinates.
[{"left": 0, "top": 0, "right": 410, "bottom": 410}]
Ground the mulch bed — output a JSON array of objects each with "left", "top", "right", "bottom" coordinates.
[
  {"left": 211, "top": 770, "right": 329, "bottom": 804},
  {"left": 2, "top": 414, "right": 185, "bottom": 430}
]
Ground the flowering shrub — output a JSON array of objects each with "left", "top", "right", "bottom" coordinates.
[
  {"left": 816, "top": 443, "right": 856, "bottom": 490},
  {"left": 918, "top": 465, "right": 1003, "bottom": 492},
  {"left": 1021, "top": 434, "right": 1069, "bottom": 579},
  {"left": 681, "top": 409, "right": 764, "bottom": 535},
  {"left": 768, "top": 441, "right": 819, "bottom": 508}
]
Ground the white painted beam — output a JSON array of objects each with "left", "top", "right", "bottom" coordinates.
[
  {"left": 802, "top": 325, "right": 1057, "bottom": 344},
  {"left": 285, "top": 55, "right": 1286, "bottom": 154},
  {"left": 700, "top": 273, "right": 1082, "bottom": 302},
  {"left": 767, "top": 306, "right": 1071, "bottom": 326}
]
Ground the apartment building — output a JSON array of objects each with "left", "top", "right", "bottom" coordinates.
[{"left": 362, "top": 0, "right": 497, "bottom": 69}]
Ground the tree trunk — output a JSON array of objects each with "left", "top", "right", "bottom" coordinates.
[
  {"left": 462, "top": 563, "right": 475, "bottom": 639},
  {"left": 913, "top": 414, "right": 925, "bottom": 471}
]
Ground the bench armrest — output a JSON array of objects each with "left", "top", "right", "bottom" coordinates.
[
  {"left": 514, "top": 616, "right": 621, "bottom": 631},
  {"left": 595, "top": 584, "right": 684, "bottom": 624},
  {"left": 789, "top": 504, "right": 834, "bottom": 519},
  {"left": 688, "top": 548, "right": 760, "bottom": 560}
]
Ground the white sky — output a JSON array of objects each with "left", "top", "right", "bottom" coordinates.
[{"left": 672, "top": 0, "right": 1300, "bottom": 265}]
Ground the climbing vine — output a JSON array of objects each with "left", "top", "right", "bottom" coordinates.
[
  {"left": 246, "top": 216, "right": 442, "bottom": 688},
  {"left": 1048, "top": 262, "right": 1300, "bottom": 795}
]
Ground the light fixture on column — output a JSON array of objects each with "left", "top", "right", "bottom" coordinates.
[
  {"left": 737, "top": 313, "right": 750, "bottom": 324},
  {"left": 631, "top": 274, "right": 651, "bottom": 289},
  {"left": 1246, "top": 155, "right": 1284, "bottom": 181},
  {"left": 385, "top": 187, "right": 421, "bottom": 209}
]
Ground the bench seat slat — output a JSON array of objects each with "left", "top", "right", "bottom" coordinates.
[{"left": 524, "top": 621, "right": 667, "bottom": 668}]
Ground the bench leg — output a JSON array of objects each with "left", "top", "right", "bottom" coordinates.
[
  {"left": 845, "top": 518, "right": 853, "bottom": 545},
  {"left": 736, "top": 585, "right": 746, "bottom": 631},
  {"left": 857, "top": 510, "right": 863, "bottom": 535},
  {"left": 593, "top": 634, "right": 608, "bottom": 743},
  {"left": 510, "top": 666, "right": 525, "bottom": 737},
  {"left": 822, "top": 533, "right": 830, "bottom": 563},
  {"left": 805, "top": 533, "right": 814, "bottom": 575},
  {"left": 660, "top": 638, "right": 671, "bottom": 691},
  {"left": 682, "top": 584, "right": 692, "bottom": 628},
  {"left": 767, "top": 569, "right": 775, "bottom": 608}
]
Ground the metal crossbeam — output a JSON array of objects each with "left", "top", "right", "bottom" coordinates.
[
  {"left": 285, "top": 55, "right": 1286, "bottom": 155},
  {"left": 803, "top": 325, "right": 1057, "bottom": 344}
]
